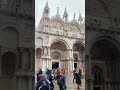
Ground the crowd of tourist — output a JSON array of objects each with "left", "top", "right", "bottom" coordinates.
[{"left": 35, "top": 67, "right": 83, "bottom": 90}]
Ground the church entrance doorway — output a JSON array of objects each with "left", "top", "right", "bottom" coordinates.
[
  {"left": 74, "top": 63, "right": 77, "bottom": 68},
  {"left": 50, "top": 40, "right": 68, "bottom": 69},
  {"left": 73, "top": 42, "right": 84, "bottom": 69},
  {"left": 52, "top": 62, "right": 59, "bottom": 69}
]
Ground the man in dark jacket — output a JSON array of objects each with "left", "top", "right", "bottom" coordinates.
[
  {"left": 36, "top": 75, "right": 50, "bottom": 90},
  {"left": 57, "top": 71, "right": 67, "bottom": 90}
]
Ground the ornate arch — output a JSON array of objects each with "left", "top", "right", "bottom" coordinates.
[
  {"left": 88, "top": 34, "right": 120, "bottom": 54},
  {"left": 36, "top": 37, "right": 43, "bottom": 47},
  {"left": 50, "top": 39, "right": 70, "bottom": 49},
  {"left": 72, "top": 40, "right": 85, "bottom": 49},
  {"left": 50, "top": 17, "right": 64, "bottom": 30},
  {"left": 0, "top": 22, "right": 23, "bottom": 34},
  {"left": 36, "top": 48, "right": 42, "bottom": 58},
  {"left": 0, "top": 24, "right": 20, "bottom": 47},
  {"left": 1, "top": 51, "right": 16, "bottom": 76}
]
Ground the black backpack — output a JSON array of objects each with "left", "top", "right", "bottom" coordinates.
[{"left": 57, "top": 76, "right": 62, "bottom": 85}]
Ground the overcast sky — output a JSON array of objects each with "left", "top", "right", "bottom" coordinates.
[{"left": 35, "top": 0, "right": 85, "bottom": 27}]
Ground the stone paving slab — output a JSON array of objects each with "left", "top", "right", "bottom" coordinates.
[{"left": 54, "top": 73, "right": 85, "bottom": 90}]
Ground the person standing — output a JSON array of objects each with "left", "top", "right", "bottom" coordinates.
[{"left": 73, "top": 68, "right": 76, "bottom": 83}]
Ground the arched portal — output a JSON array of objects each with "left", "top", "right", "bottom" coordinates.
[
  {"left": 35, "top": 48, "right": 42, "bottom": 72},
  {"left": 50, "top": 41, "right": 68, "bottom": 69},
  {"left": 0, "top": 27, "right": 19, "bottom": 48},
  {"left": 51, "top": 51, "right": 61, "bottom": 69},
  {"left": 1, "top": 51, "right": 16, "bottom": 76},
  {"left": 90, "top": 39, "right": 119, "bottom": 60},
  {"left": 73, "top": 42, "right": 84, "bottom": 68},
  {"left": 90, "top": 38, "right": 120, "bottom": 90},
  {"left": 36, "top": 48, "right": 42, "bottom": 58}
]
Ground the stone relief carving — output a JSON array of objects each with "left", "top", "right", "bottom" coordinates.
[
  {"left": 70, "top": 24, "right": 79, "bottom": 32},
  {"left": 88, "top": 0, "right": 108, "bottom": 17},
  {"left": 36, "top": 37, "right": 43, "bottom": 46},
  {"left": 52, "top": 51, "right": 61, "bottom": 59},
  {"left": 51, "top": 21, "right": 63, "bottom": 30}
]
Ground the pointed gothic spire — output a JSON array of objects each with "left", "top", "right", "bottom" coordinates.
[
  {"left": 78, "top": 12, "right": 83, "bottom": 23},
  {"left": 63, "top": 6, "right": 68, "bottom": 22},
  {"left": 56, "top": 7, "right": 60, "bottom": 16},
  {"left": 42, "top": 1, "right": 50, "bottom": 18},
  {"left": 74, "top": 13, "right": 76, "bottom": 20}
]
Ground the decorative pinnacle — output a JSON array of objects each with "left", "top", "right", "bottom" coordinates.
[
  {"left": 63, "top": 6, "right": 68, "bottom": 17},
  {"left": 74, "top": 13, "right": 76, "bottom": 19},
  {"left": 78, "top": 12, "right": 83, "bottom": 22},
  {"left": 63, "top": 6, "right": 68, "bottom": 23},
  {"left": 42, "top": 0, "right": 50, "bottom": 18},
  {"left": 57, "top": 7, "right": 60, "bottom": 15},
  {"left": 45, "top": 0, "right": 49, "bottom": 9}
]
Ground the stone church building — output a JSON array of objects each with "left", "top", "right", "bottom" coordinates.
[
  {"left": 0, "top": 0, "right": 35, "bottom": 90},
  {"left": 86, "top": 0, "right": 120, "bottom": 90},
  {"left": 35, "top": 2, "right": 85, "bottom": 72}
]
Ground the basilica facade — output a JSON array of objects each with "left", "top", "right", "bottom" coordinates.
[
  {"left": 86, "top": 0, "right": 120, "bottom": 90},
  {"left": 35, "top": 2, "right": 85, "bottom": 72}
]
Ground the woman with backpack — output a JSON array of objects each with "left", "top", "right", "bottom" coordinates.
[{"left": 75, "top": 68, "right": 82, "bottom": 89}]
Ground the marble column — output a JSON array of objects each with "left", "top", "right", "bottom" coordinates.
[
  {"left": 81, "top": 49, "right": 85, "bottom": 68},
  {"left": 71, "top": 59, "right": 74, "bottom": 71},
  {"left": 0, "top": 46, "right": 2, "bottom": 75},
  {"left": 42, "top": 58, "right": 46, "bottom": 72},
  {"left": 67, "top": 49, "right": 74, "bottom": 71},
  {"left": 29, "top": 48, "right": 34, "bottom": 71},
  {"left": 42, "top": 46, "right": 51, "bottom": 71},
  {"left": 47, "top": 46, "right": 51, "bottom": 69},
  {"left": 28, "top": 78, "right": 32, "bottom": 90},
  {"left": 85, "top": 54, "right": 93, "bottom": 90},
  {"left": 18, "top": 47, "right": 25, "bottom": 71},
  {"left": 68, "top": 59, "right": 72, "bottom": 72}
]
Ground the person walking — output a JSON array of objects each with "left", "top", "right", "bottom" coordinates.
[
  {"left": 57, "top": 69, "right": 67, "bottom": 90},
  {"left": 36, "top": 74, "right": 50, "bottom": 90},
  {"left": 37, "top": 67, "right": 43, "bottom": 81},
  {"left": 75, "top": 68, "right": 82, "bottom": 89},
  {"left": 49, "top": 70, "right": 55, "bottom": 90}
]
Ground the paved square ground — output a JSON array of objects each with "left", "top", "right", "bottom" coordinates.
[{"left": 54, "top": 73, "right": 85, "bottom": 90}]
